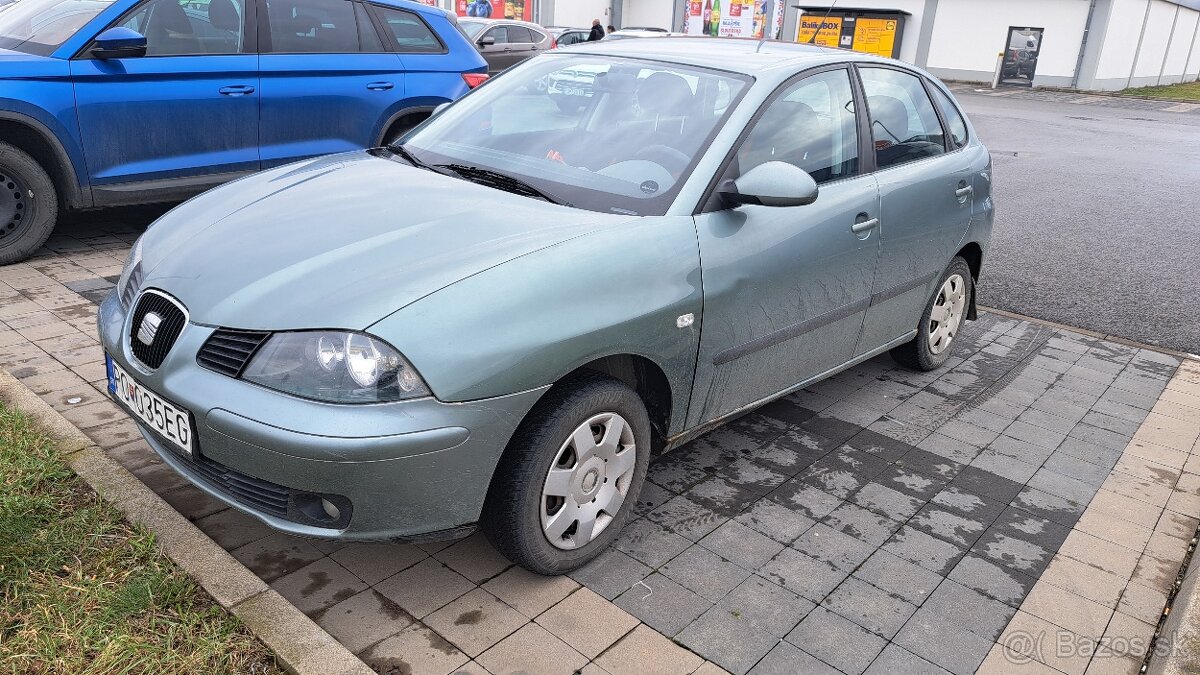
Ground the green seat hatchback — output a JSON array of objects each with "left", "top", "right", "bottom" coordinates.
[{"left": 99, "top": 36, "right": 993, "bottom": 574}]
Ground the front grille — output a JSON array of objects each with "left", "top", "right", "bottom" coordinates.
[
  {"left": 188, "top": 455, "right": 290, "bottom": 518},
  {"left": 197, "top": 329, "right": 271, "bottom": 377},
  {"left": 128, "top": 290, "right": 187, "bottom": 369}
]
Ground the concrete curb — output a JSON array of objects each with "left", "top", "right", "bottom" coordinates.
[
  {"left": 0, "top": 369, "right": 373, "bottom": 675},
  {"left": 978, "top": 305, "right": 1200, "bottom": 361},
  {"left": 1148, "top": 531, "right": 1200, "bottom": 675}
]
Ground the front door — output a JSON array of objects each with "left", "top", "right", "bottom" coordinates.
[
  {"left": 70, "top": 0, "right": 258, "bottom": 191},
  {"left": 257, "top": 0, "right": 406, "bottom": 167},
  {"left": 855, "top": 65, "right": 979, "bottom": 353},
  {"left": 477, "top": 25, "right": 520, "bottom": 74},
  {"left": 688, "top": 67, "right": 880, "bottom": 427}
]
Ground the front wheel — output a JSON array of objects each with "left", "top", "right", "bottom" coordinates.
[
  {"left": 481, "top": 375, "right": 650, "bottom": 575},
  {"left": 0, "top": 142, "right": 58, "bottom": 265},
  {"left": 891, "top": 257, "right": 973, "bottom": 371}
]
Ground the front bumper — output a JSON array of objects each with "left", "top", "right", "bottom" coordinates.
[{"left": 98, "top": 291, "right": 547, "bottom": 541}]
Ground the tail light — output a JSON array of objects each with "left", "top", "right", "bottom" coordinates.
[
  {"left": 551, "top": 37, "right": 558, "bottom": 49},
  {"left": 462, "top": 72, "right": 489, "bottom": 89}
]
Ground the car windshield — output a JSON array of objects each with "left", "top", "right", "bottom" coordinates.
[
  {"left": 0, "top": 0, "right": 114, "bottom": 54},
  {"left": 458, "top": 19, "right": 484, "bottom": 38},
  {"left": 400, "top": 55, "right": 749, "bottom": 216}
]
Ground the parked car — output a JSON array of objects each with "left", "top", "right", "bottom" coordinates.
[
  {"left": 604, "top": 28, "right": 679, "bottom": 40},
  {"left": 0, "top": 0, "right": 487, "bottom": 264},
  {"left": 457, "top": 17, "right": 551, "bottom": 74},
  {"left": 546, "top": 25, "right": 588, "bottom": 47},
  {"left": 99, "top": 38, "right": 992, "bottom": 575}
]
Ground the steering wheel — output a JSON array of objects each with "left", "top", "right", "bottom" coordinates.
[{"left": 634, "top": 145, "right": 690, "bottom": 174}]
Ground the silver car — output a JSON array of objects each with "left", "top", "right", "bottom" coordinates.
[
  {"left": 99, "top": 38, "right": 992, "bottom": 574},
  {"left": 458, "top": 17, "right": 552, "bottom": 74}
]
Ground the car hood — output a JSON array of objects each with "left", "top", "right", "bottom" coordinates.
[{"left": 140, "top": 151, "right": 628, "bottom": 330}]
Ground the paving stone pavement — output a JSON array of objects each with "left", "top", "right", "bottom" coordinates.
[{"left": 4, "top": 215, "right": 1200, "bottom": 675}]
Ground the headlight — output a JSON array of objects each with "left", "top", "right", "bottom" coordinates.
[
  {"left": 116, "top": 236, "right": 143, "bottom": 308},
  {"left": 241, "top": 331, "right": 430, "bottom": 403}
]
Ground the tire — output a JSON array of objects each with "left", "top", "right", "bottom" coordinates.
[
  {"left": 481, "top": 374, "right": 651, "bottom": 575},
  {"left": 384, "top": 114, "right": 430, "bottom": 147},
  {"left": 890, "top": 256, "right": 973, "bottom": 372},
  {"left": 0, "top": 142, "right": 58, "bottom": 265}
]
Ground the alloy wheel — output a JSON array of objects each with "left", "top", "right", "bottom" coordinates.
[{"left": 540, "top": 412, "right": 637, "bottom": 550}]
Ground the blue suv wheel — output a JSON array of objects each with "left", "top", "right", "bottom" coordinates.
[{"left": 0, "top": 143, "right": 58, "bottom": 264}]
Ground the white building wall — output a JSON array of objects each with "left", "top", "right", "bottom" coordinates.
[
  {"left": 621, "top": 0, "right": 675, "bottom": 30},
  {"left": 1187, "top": 13, "right": 1200, "bottom": 78},
  {"left": 1132, "top": 0, "right": 1177, "bottom": 81},
  {"left": 1094, "top": 0, "right": 1150, "bottom": 82},
  {"left": 794, "top": 0, "right": 926, "bottom": 64},
  {"left": 924, "top": 0, "right": 1091, "bottom": 85},
  {"left": 1161, "top": 7, "right": 1198, "bottom": 83},
  {"left": 549, "top": 0, "right": 612, "bottom": 28}
]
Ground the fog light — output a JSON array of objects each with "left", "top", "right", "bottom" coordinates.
[{"left": 321, "top": 498, "right": 341, "bottom": 520}]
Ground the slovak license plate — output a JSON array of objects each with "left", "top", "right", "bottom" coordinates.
[
  {"left": 563, "top": 87, "right": 586, "bottom": 96},
  {"left": 106, "top": 354, "right": 193, "bottom": 456}
]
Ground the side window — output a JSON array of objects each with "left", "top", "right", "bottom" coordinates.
[
  {"left": 506, "top": 26, "right": 533, "bottom": 43},
  {"left": 265, "top": 0, "right": 359, "bottom": 53},
  {"left": 736, "top": 68, "right": 859, "bottom": 184},
  {"left": 484, "top": 26, "right": 507, "bottom": 43},
  {"left": 372, "top": 6, "right": 442, "bottom": 53},
  {"left": 118, "top": 0, "right": 245, "bottom": 55},
  {"left": 859, "top": 67, "right": 946, "bottom": 169},
  {"left": 929, "top": 84, "right": 968, "bottom": 149}
]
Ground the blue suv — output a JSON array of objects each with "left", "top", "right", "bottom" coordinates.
[{"left": 0, "top": 0, "right": 487, "bottom": 263}]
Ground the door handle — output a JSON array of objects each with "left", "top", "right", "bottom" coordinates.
[
  {"left": 955, "top": 184, "right": 974, "bottom": 199},
  {"left": 366, "top": 81, "right": 394, "bottom": 91},
  {"left": 218, "top": 85, "right": 255, "bottom": 96},
  {"left": 851, "top": 217, "right": 879, "bottom": 234}
]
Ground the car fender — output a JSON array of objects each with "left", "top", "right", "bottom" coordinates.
[
  {"left": 0, "top": 107, "right": 90, "bottom": 208},
  {"left": 371, "top": 214, "right": 703, "bottom": 436}
]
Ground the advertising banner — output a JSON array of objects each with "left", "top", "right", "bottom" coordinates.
[
  {"left": 796, "top": 15, "right": 841, "bottom": 48},
  {"left": 683, "top": 0, "right": 784, "bottom": 39},
  {"left": 457, "top": 0, "right": 531, "bottom": 21}
]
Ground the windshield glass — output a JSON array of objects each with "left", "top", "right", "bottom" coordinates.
[
  {"left": 0, "top": 0, "right": 113, "bottom": 54},
  {"left": 401, "top": 55, "right": 749, "bottom": 216},
  {"left": 458, "top": 19, "right": 484, "bottom": 38}
]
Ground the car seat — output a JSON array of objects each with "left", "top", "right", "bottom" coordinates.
[
  {"left": 145, "top": 0, "right": 201, "bottom": 55},
  {"left": 206, "top": 0, "right": 240, "bottom": 51}
]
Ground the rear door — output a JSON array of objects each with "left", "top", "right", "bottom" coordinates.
[
  {"left": 70, "top": 0, "right": 259, "bottom": 192},
  {"left": 854, "top": 65, "right": 979, "bottom": 354},
  {"left": 257, "top": 0, "right": 404, "bottom": 167}
]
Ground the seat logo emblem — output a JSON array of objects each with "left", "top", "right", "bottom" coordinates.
[{"left": 137, "top": 312, "right": 162, "bottom": 346}]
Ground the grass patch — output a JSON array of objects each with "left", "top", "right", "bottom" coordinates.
[
  {"left": 1121, "top": 81, "right": 1200, "bottom": 101},
  {"left": 0, "top": 403, "right": 281, "bottom": 675}
]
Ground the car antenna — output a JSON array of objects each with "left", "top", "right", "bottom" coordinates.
[{"left": 801, "top": 0, "right": 839, "bottom": 45}]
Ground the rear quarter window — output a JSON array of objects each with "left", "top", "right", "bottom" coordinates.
[{"left": 929, "top": 84, "right": 969, "bottom": 149}]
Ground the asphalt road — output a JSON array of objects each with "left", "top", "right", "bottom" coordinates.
[{"left": 954, "top": 89, "right": 1200, "bottom": 355}]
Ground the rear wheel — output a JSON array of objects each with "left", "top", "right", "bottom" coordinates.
[
  {"left": 0, "top": 142, "right": 57, "bottom": 265},
  {"left": 891, "top": 257, "right": 972, "bottom": 371},
  {"left": 482, "top": 374, "right": 650, "bottom": 575}
]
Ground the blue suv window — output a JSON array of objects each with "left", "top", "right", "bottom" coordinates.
[
  {"left": 0, "top": 0, "right": 117, "bottom": 55},
  {"left": 371, "top": 6, "right": 442, "bottom": 54},
  {"left": 265, "top": 0, "right": 358, "bottom": 53},
  {"left": 117, "top": 0, "right": 246, "bottom": 55}
]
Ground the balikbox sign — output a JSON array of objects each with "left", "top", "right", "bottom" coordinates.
[
  {"left": 457, "top": 0, "right": 532, "bottom": 20},
  {"left": 682, "top": 0, "right": 783, "bottom": 39}
]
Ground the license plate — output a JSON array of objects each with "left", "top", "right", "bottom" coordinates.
[
  {"left": 106, "top": 354, "right": 193, "bottom": 456},
  {"left": 562, "top": 87, "right": 585, "bottom": 96}
]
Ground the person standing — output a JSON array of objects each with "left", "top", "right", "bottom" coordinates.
[{"left": 588, "top": 19, "right": 605, "bottom": 41}]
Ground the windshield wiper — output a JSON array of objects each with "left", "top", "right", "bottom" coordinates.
[
  {"left": 437, "top": 164, "right": 571, "bottom": 207},
  {"left": 389, "top": 143, "right": 439, "bottom": 173}
]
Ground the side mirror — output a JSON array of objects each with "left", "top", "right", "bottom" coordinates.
[
  {"left": 720, "top": 161, "right": 819, "bottom": 207},
  {"left": 91, "top": 27, "right": 147, "bottom": 59},
  {"left": 478, "top": 35, "right": 496, "bottom": 47}
]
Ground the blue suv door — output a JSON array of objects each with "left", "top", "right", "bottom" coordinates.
[
  {"left": 257, "top": 0, "right": 408, "bottom": 168},
  {"left": 70, "top": 0, "right": 260, "bottom": 200}
]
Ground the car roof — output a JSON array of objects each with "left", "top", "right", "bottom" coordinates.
[{"left": 563, "top": 36, "right": 892, "bottom": 75}]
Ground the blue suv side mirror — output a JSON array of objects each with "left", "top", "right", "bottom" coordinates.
[{"left": 91, "top": 27, "right": 148, "bottom": 59}]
